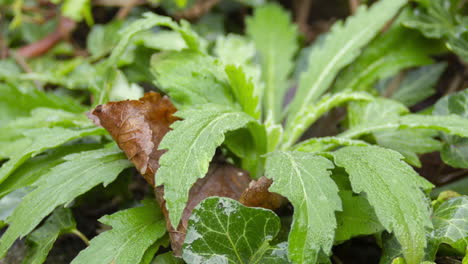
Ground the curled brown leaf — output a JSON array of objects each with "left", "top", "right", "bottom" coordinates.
[
  {"left": 240, "top": 176, "right": 285, "bottom": 210},
  {"left": 88, "top": 91, "right": 178, "bottom": 185}
]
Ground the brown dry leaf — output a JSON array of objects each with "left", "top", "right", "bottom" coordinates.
[
  {"left": 88, "top": 91, "right": 178, "bottom": 185},
  {"left": 88, "top": 92, "right": 283, "bottom": 256},
  {"left": 240, "top": 176, "right": 285, "bottom": 210},
  {"left": 156, "top": 162, "right": 251, "bottom": 256}
]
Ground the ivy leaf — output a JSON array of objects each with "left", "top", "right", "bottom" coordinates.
[
  {"left": 0, "top": 126, "right": 105, "bottom": 185},
  {"left": 0, "top": 145, "right": 132, "bottom": 258},
  {"left": 333, "top": 25, "right": 436, "bottom": 93},
  {"left": 151, "top": 51, "right": 235, "bottom": 108},
  {"left": 182, "top": 197, "right": 288, "bottom": 264},
  {"left": 391, "top": 63, "right": 447, "bottom": 106},
  {"left": 403, "top": 0, "right": 460, "bottom": 38},
  {"left": 285, "top": 0, "right": 407, "bottom": 143},
  {"left": 71, "top": 200, "right": 166, "bottom": 264},
  {"left": 22, "top": 207, "right": 76, "bottom": 264},
  {"left": 334, "top": 146, "right": 432, "bottom": 264},
  {"left": 434, "top": 90, "right": 468, "bottom": 168},
  {"left": 156, "top": 104, "right": 256, "bottom": 226},
  {"left": 246, "top": 3, "right": 298, "bottom": 122},
  {"left": 265, "top": 151, "right": 341, "bottom": 263},
  {"left": 335, "top": 190, "right": 384, "bottom": 242},
  {"left": 403, "top": 0, "right": 467, "bottom": 61},
  {"left": 432, "top": 196, "right": 468, "bottom": 253}
]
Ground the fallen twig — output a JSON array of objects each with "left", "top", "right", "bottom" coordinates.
[{"left": 16, "top": 16, "right": 76, "bottom": 58}]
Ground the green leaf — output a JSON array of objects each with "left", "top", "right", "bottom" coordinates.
[
  {"left": 335, "top": 190, "right": 384, "bottom": 242},
  {"left": 432, "top": 177, "right": 468, "bottom": 197},
  {"left": 0, "top": 126, "right": 105, "bottom": 185},
  {"left": 282, "top": 91, "right": 373, "bottom": 148},
  {"left": 246, "top": 3, "right": 298, "bottom": 122},
  {"left": 333, "top": 25, "right": 436, "bottom": 93},
  {"left": 225, "top": 64, "right": 261, "bottom": 119},
  {"left": 1, "top": 108, "right": 91, "bottom": 141},
  {"left": 447, "top": 33, "right": 468, "bottom": 62},
  {"left": 391, "top": 63, "right": 447, "bottom": 106},
  {"left": 134, "top": 30, "right": 187, "bottom": 52},
  {"left": 285, "top": 0, "right": 407, "bottom": 140},
  {"left": 156, "top": 104, "right": 256, "bottom": 226},
  {"left": 108, "top": 70, "right": 144, "bottom": 101},
  {"left": 374, "top": 129, "right": 442, "bottom": 167},
  {"left": 342, "top": 99, "right": 442, "bottom": 166},
  {"left": 87, "top": 20, "right": 123, "bottom": 59},
  {"left": 434, "top": 90, "right": 468, "bottom": 168},
  {"left": 22, "top": 207, "right": 76, "bottom": 264},
  {"left": 265, "top": 151, "right": 340, "bottom": 263},
  {"left": 403, "top": 0, "right": 459, "bottom": 38},
  {"left": 0, "top": 188, "right": 28, "bottom": 222},
  {"left": 62, "top": 0, "right": 92, "bottom": 23},
  {"left": 293, "top": 137, "right": 369, "bottom": 153},
  {"left": 140, "top": 236, "right": 171, "bottom": 264},
  {"left": 214, "top": 34, "right": 256, "bottom": 68},
  {"left": 432, "top": 196, "right": 468, "bottom": 253},
  {"left": 403, "top": 0, "right": 468, "bottom": 61},
  {"left": 108, "top": 12, "right": 201, "bottom": 68},
  {"left": 0, "top": 143, "right": 101, "bottom": 198},
  {"left": 71, "top": 200, "right": 166, "bottom": 264},
  {"left": 334, "top": 146, "right": 433, "bottom": 264},
  {"left": 151, "top": 51, "right": 235, "bottom": 107},
  {"left": 152, "top": 252, "right": 183, "bottom": 264},
  {"left": 0, "top": 84, "right": 85, "bottom": 125},
  {"left": 0, "top": 145, "right": 132, "bottom": 258},
  {"left": 341, "top": 102, "right": 468, "bottom": 140},
  {"left": 182, "top": 197, "right": 288, "bottom": 264}
]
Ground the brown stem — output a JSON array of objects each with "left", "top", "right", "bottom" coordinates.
[
  {"left": 384, "top": 72, "right": 405, "bottom": 98},
  {"left": 349, "top": 0, "right": 360, "bottom": 14},
  {"left": 295, "top": 0, "right": 313, "bottom": 37},
  {"left": 93, "top": 0, "right": 144, "bottom": 6},
  {"left": 174, "top": 0, "right": 220, "bottom": 21},
  {"left": 115, "top": 0, "right": 140, "bottom": 20},
  {"left": 9, "top": 50, "right": 43, "bottom": 90},
  {"left": 445, "top": 70, "right": 464, "bottom": 95},
  {"left": 16, "top": 16, "right": 76, "bottom": 58}
]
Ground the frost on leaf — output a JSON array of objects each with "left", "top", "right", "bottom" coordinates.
[
  {"left": 156, "top": 162, "right": 251, "bottom": 256},
  {"left": 88, "top": 91, "right": 178, "bottom": 185}
]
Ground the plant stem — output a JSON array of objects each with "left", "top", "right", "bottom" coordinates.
[{"left": 71, "top": 229, "right": 90, "bottom": 246}]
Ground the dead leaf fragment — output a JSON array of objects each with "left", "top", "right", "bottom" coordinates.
[
  {"left": 88, "top": 92, "right": 178, "bottom": 185},
  {"left": 240, "top": 176, "right": 285, "bottom": 210},
  {"left": 156, "top": 162, "right": 251, "bottom": 256}
]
